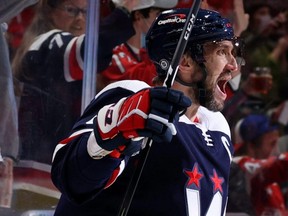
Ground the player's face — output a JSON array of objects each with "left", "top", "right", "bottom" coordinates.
[
  {"left": 202, "top": 40, "right": 238, "bottom": 111},
  {"left": 51, "top": 0, "right": 87, "bottom": 36}
]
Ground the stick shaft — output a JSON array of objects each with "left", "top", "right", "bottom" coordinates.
[{"left": 164, "top": 0, "right": 201, "bottom": 88}]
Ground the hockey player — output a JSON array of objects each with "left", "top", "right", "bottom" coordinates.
[{"left": 51, "top": 8, "right": 241, "bottom": 215}]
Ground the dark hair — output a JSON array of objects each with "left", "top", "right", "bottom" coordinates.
[
  {"left": 131, "top": 7, "right": 158, "bottom": 21},
  {"left": 246, "top": 3, "right": 272, "bottom": 16}
]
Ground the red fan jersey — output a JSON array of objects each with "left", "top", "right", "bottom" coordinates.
[
  {"left": 232, "top": 154, "right": 288, "bottom": 215},
  {"left": 99, "top": 43, "right": 157, "bottom": 89}
]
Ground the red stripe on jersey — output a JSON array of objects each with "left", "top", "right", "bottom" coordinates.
[
  {"left": 68, "top": 41, "right": 83, "bottom": 80},
  {"left": 104, "top": 167, "right": 120, "bottom": 189},
  {"left": 59, "top": 134, "right": 81, "bottom": 144},
  {"left": 109, "top": 145, "right": 126, "bottom": 158}
]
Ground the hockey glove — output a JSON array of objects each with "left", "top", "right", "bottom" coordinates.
[{"left": 94, "top": 87, "right": 191, "bottom": 152}]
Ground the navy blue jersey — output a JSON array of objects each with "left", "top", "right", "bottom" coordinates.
[
  {"left": 51, "top": 80, "right": 234, "bottom": 216},
  {"left": 18, "top": 8, "right": 135, "bottom": 164}
]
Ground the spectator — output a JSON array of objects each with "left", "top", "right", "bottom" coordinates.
[
  {"left": 97, "top": 0, "right": 178, "bottom": 91},
  {"left": 240, "top": 2, "right": 288, "bottom": 103},
  {"left": 227, "top": 114, "right": 288, "bottom": 216},
  {"left": 51, "top": 8, "right": 240, "bottom": 216},
  {"left": 12, "top": 0, "right": 137, "bottom": 164},
  {"left": 6, "top": 1, "right": 115, "bottom": 58},
  {"left": 268, "top": 76, "right": 288, "bottom": 154}
]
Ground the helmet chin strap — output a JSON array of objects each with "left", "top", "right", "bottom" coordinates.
[
  {"left": 175, "top": 76, "right": 197, "bottom": 87},
  {"left": 175, "top": 63, "right": 207, "bottom": 106}
]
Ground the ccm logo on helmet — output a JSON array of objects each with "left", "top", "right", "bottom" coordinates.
[
  {"left": 184, "top": 14, "right": 196, "bottom": 41},
  {"left": 158, "top": 14, "right": 186, "bottom": 25}
]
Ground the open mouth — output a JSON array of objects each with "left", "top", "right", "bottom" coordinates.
[
  {"left": 216, "top": 71, "right": 233, "bottom": 98},
  {"left": 217, "top": 79, "right": 228, "bottom": 95}
]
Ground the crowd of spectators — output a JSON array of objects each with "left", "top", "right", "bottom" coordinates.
[{"left": 1, "top": 0, "right": 288, "bottom": 215}]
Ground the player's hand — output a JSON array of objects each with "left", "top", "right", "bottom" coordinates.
[
  {"left": 94, "top": 87, "right": 191, "bottom": 151},
  {"left": 233, "top": 0, "right": 249, "bottom": 36}
]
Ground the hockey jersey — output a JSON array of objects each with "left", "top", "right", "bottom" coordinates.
[
  {"left": 51, "top": 80, "right": 234, "bottom": 216},
  {"left": 229, "top": 154, "right": 288, "bottom": 215},
  {"left": 17, "top": 8, "right": 135, "bottom": 164},
  {"left": 99, "top": 43, "right": 157, "bottom": 90}
]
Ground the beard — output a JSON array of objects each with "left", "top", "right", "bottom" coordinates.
[{"left": 202, "top": 86, "right": 225, "bottom": 112}]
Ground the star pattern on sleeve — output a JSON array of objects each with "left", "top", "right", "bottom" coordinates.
[
  {"left": 184, "top": 163, "right": 203, "bottom": 188},
  {"left": 210, "top": 169, "right": 224, "bottom": 194}
]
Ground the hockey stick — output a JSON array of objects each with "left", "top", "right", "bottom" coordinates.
[
  {"left": 118, "top": 1, "right": 202, "bottom": 215},
  {"left": 163, "top": 2, "right": 201, "bottom": 88}
]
